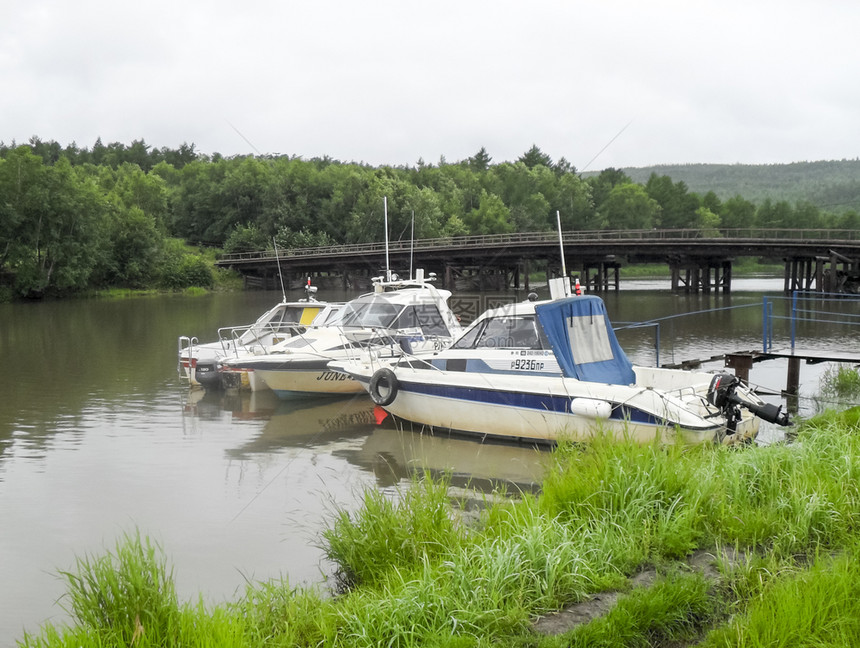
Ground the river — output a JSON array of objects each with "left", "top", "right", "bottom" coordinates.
[{"left": 1, "top": 279, "right": 857, "bottom": 643}]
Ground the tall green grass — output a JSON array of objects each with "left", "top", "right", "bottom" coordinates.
[
  {"left": 702, "top": 545, "right": 860, "bottom": 647},
  {"left": 20, "top": 407, "right": 860, "bottom": 647},
  {"left": 817, "top": 363, "right": 860, "bottom": 411}
]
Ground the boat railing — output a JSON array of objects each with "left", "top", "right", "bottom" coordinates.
[
  {"left": 218, "top": 323, "right": 304, "bottom": 357},
  {"left": 177, "top": 335, "right": 198, "bottom": 382}
]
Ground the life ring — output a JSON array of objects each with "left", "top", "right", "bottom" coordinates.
[{"left": 369, "top": 368, "right": 399, "bottom": 406}]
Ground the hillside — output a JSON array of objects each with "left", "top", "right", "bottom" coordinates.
[{"left": 601, "top": 159, "right": 860, "bottom": 212}]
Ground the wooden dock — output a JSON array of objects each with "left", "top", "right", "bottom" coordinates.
[{"left": 724, "top": 349, "right": 860, "bottom": 395}]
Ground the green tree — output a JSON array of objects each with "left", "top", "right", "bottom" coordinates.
[
  {"left": 600, "top": 183, "right": 660, "bottom": 230},
  {"left": 518, "top": 145, "right": 553, "bottom": 169},
  {"left": 96, "top": 206, "right": 163, "bottom": 288},
  {"left": 645, "top": 173, "right": 700, "bottom": 229},
  {"left": 110, "top": 163, "right": 169, "bottom": 226},
  {"left": 586, "top": 168, "right": 631, "bottom": 212},
  {"left": 720, "top": 195, "right": 756, "bottom": 230},
  {"left": 694, "top": 206, "right": 721, "bottom": 236},
  {"left": 223, "top": 223, "right": 269, "bottom": 254},
  {"left": 0, "top": 148, "right": 109, "bottom": 296},
  {"left": 755, "top": 199, "right": 793, "bottom": 229},
  {"left": 465, "top": 190, "right": 513, "bottom": 234},
  {"left": 467, "top": 147, "right": 492, "bottom": 172}
]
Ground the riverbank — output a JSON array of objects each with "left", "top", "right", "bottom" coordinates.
[{"left": 17, "top": 405, "right": 860, "bottom": 647}]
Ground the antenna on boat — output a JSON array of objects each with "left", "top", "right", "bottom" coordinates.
[
  {"left": 272, "top": 237, "right": 287, "bottom": 302},
  {"left": 384, "top": 196, "right": 392, "bottom": 282},
  {"left": 556, "top": 210, "right": 567, "bottom": 279},
  {"left": 552, "top": 211, "right": 571, "bottom": 297},
  {"left": 409, "top": 210, "right": 415, "bottom": 280}
]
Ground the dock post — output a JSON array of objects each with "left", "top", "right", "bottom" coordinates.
[
  {"left": 785, "top": 356, "right": 801, "bottom": 396},
  {"left": 725, "top": 353, "right": 753, "bottom": 385}
]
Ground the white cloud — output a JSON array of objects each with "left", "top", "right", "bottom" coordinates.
[{"left": 3, "top": 0, "right": 859, "bottom": 167}]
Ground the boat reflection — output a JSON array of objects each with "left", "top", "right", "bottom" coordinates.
[
  {"left": 189, "top": 390, "right": 551, "bottom": 492},
  {"left": 338, "top": 425, "right": 550, "bottom": 492},
  {"left": 229, "top": 394, "right": 382, "bottom": 453}
]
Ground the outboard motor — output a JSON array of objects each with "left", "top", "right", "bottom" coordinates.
[{"left": 707, "top": 373, "right": 790, "bottom": 434}]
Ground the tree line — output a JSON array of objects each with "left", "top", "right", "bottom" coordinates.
[
  {"left": 619, "top": 160, "right": 860, "bottom": 212},
  {"left": 1, "top": 137, "right": 858, "bottom": 300}
]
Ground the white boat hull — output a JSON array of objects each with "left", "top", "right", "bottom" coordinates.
[
  {"left": 354, "top": 367, "right": 759, "bottom": 445},
  {"left": 256, "top": 365, "right": 364, "bottom": 398}
]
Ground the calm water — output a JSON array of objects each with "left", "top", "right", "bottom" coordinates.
[{"left": 1, "top": 279, "right": 858, "bottom": 643}]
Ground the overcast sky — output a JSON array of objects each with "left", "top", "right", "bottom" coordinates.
[{"left": 3, "top": 1, "right": 858, "bottom": 170}]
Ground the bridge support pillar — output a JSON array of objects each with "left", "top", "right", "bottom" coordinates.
[
  {"left": 670, "top": 259, "right": 732, "bottom": 293},
  {"left": 784, "top": 257, "right": 820, "bottom": 293},
  {"left": 786, "top": 254, "right": 860, "bottom": 294},
  {"left": 581, "top": 259, "right": 620, "bottom": 291}
]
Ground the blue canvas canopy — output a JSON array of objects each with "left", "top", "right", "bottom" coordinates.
[{"left": 535, "top": 295, "right": 636, "bottom": 385}]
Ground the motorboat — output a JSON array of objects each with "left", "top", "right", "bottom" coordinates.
[
  {"left": 178, "top": 281, "right": 341, "bottom": 390},
  {"left": 218, "top": 269, "right": 463, "bottom": 398},
  {"left": 335, "top": 278, "right": 790, "bottom": 446}
]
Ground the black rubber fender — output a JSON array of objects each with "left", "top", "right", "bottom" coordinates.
[{"left": 369, "top": 367, "right": 399, "bottom": 406}]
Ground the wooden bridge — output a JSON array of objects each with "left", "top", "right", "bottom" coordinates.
[{"left": 215, "top": 228, "right": 860, "bottom": 293}]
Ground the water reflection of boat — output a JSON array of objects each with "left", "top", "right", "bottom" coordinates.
[
  {"left": 182, "top": 386, "right": 280, "bottom": 421},
  {"left": 217, "top": 392, "right": 549, "bottom": 492},
  {"left": 227, "top": 395, "right": 381, "bottom": 457},
  {"left": 338, "top": 425, "right": 550, "bottom": 491}
]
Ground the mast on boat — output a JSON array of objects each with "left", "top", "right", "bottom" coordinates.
[
  {"left": 273, "top": 237, "right": 287, "bottom": 302},
  {"left": 384, "top": 196, "right": 391, "bottom": 283},
  {"left": 550, "top": 211, "right": 572, "bottom": 298}
]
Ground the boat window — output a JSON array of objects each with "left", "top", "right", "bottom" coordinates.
[
  {"left": 451, "top": 320, "right": 486, "bottom": 349},
  {"left": 567, "top": 315, "right": 614, "bottom": 363},
  {"left": 336, "top": 301, "right": 401, "bottom": 328},
  {"left": 315, "top": 306, "right": 341, "bottom": 326},
  {"left": 392, "top": 304, "right": 449, "bottom": 336},
  {"left": 453, "top": 316, "right": 542, "bottom": 349},
  {"left": 277, "top": 306, "right": 306, "bottom": 325},
  {"left": 278, "top": 336, "right": 311, "bottom": 350}
]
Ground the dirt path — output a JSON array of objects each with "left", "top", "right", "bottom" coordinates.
[{"left": 532, "top": 547, "right": 743, "bottom": 636}]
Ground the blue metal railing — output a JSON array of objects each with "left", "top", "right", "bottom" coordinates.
[
  {"left": 764, "top": 291, "right": 860, "bottom": 351},
  {"left": 619, "top": 291, "right": 860, "bottom": 367},
  {"left": 615, "top": 302, "right": 761, "bottom": 367}
]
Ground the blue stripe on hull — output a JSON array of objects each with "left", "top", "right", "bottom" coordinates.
[{"left": 397, "top": 379, "right": 715, "bottom": 431}]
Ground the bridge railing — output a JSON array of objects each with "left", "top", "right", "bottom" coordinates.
[{"left": 217, "top": 228, "right": 860, "bottom": 263}]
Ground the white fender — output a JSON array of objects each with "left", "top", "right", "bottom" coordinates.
[{"left": 570, "top": 398, "right": 612, "bottom": 419}]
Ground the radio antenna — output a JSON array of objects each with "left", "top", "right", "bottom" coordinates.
[
  {"left": 272, "top": 238, "right": 287, "bottom": 302},
  {"left": 580, "top": 119, "right": 633, "bottom": 173},
  {"left": 383, "top": 196, "right": 391, "bottom": 282}
]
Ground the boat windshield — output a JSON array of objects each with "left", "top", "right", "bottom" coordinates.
[
  {"left": 391, "top": 304, "right": 451, "bottom": 336},
  {"left": 241, "top": 305, "right": 319, "bottom": 342},
  {"left": 334, "top": 300, "right": 403, "bottom": 328},
  {"left": 452, "top": 315, "right": 547, "bottom": 350},
  {"left": 330, "top": 298, "right": 450, "bottom": 336}
]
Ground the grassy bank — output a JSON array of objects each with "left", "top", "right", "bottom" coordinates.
[{"left": 18, "top": 406, "right": 860, "bottom": 647}]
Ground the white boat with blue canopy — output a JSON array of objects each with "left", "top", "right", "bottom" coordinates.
[{"left": 338, "top": 280, "right": 789, "bottom": 445}]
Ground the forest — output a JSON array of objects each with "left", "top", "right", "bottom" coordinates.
[{"left": 1, "top": 137, "right": 859, "bottom": 300}]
